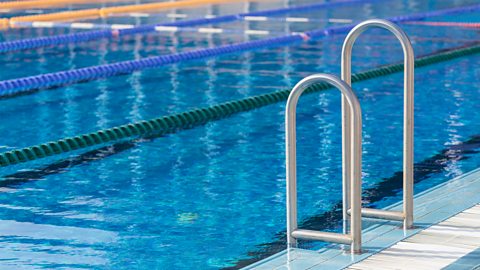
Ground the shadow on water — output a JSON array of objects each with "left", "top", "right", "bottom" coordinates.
[
  {"left": 226, "top": 135, "right": 480, "bottom": 269},
  {"left": 0, "top": 139, "right": 141, "bottom": 188},
  {"left": 0, "top": 133, "right": 479, "bottom": 269}
]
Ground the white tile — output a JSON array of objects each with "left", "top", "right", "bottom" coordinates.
[{"left": 348, "top": 204, "right": 480, "bottom": 270}]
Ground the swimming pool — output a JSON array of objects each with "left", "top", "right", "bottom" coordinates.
[{"left": 0, "top": 0, "right": 480, "bottom": 269}]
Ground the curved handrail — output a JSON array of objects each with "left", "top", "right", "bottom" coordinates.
[
  {"left": 286, "top": 74, "right": 363, "bottom": 253},
  {"left": 341, "top": 19, "right": 414, "bottom": 229}
]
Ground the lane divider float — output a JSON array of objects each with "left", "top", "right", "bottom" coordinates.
[
  {"left": 0, "top": 0, "right": 379, "bottom": 53},
  {"left": 2, "top": 4, "right": 480, "bottom": 97},
  {"left": 12, "top": 21, "right": 290, "bottom": 36},
  {"left": 1, "top": 41, "right": 480, "bottom": 167},
  {"left": 13, "top": 16, "right": 356, "bottom": 30},
  {"left": 7, "top": 0, "right": 262, "bottom": 25},
  {"left": 405, "top": 21, "right": 480, "bottom": 28},
  {"left": 117, "top": 12, "right": 354, "bottom": 24},
  {"left": 0, "top": 0, "right": 129, "bottom": 10}
]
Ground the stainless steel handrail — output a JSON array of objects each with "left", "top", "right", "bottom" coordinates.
[
  {"left": 286, "top": 74, "right": 363, "bottom": 253},
  {"left": 341, "top": 19, "right": 414, "bottom": 229}
]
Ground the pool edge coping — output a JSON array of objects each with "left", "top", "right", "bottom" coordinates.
[{"left": 242, "top": 167, "right": 480, "bottom": 270}]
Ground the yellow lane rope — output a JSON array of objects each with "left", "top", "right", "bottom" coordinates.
[
  {"left": 0, "top": 0, "right": 129, "bottom": 10},
  {"left": 6, "top": 0, "right": 260, "bottom": 26}
]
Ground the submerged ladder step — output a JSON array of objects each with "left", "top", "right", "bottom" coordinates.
[
  {"left": 347, "top": 208, "right": 404, "bottom": 221},
  {"left": 292, "top": 229, "right": 352, "bottom": 244}
]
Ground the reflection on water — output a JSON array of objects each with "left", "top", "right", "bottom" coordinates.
[{"left": 0, "top": 219, "right": 116, "bottom": 268}]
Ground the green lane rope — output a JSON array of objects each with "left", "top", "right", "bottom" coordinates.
[{"left": 1, "top": 42, "right": 480, "bottom": 168}]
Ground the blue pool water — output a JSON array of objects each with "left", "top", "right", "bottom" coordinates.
[{"left": 0, "top": 0, "right": 480, "bottom": 269}]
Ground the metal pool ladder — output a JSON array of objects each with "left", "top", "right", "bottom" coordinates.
[
  {"left": 341, "top": 19, "right": 415, "bottom": 229},
  {"left": 286, "top": 74, "right": 363, "bottom": 253}
]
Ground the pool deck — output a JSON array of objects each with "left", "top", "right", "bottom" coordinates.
[
  {"left": 348, "top": 203, "right": 480, "bottom": 269},
  {"left": 243, "top": 168, "right": 480, "bottom": 270}
]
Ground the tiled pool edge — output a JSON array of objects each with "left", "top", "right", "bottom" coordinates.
[
  {"left": 348, "top": 203, "right": 480, "bottom": 269},
  {"left": 243, "top": 167, "right": 480, "bottom": 270}
]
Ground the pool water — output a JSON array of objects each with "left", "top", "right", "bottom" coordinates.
[{"left": 0, "top": 0, "right": 480, "bottom": 269}]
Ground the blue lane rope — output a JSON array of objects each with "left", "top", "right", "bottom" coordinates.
[
  {"left": 1, "top": 4, "right": 480, "bottom": 97},
  {"left": 2, "top": 1, "right": 480, "bottom": 54},
  {"left": 120, "top": 2, "right": 480, "bottom": 34},
  {"left": 0, "top": 0, "right": 377, "bottom": 53},
  {"left": 0, "top": 30, "right": 114, "bottom": 53}
]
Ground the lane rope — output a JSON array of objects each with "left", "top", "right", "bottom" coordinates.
[
  {"left": 1, "top": 4, "right": 480, "bottom": 97},
  {"left": 13, "top": 16, "right": 356, "bottom": 30},
  {"left": 1, "top": 41, "right": 480, "bottom": 167},
  {"left": 405, "top": 21, "right": 480, "bottom": 28},
  {"left": 0, "top": 0, "right": 129, "bottom": 10},
  {"left": 7, "top": 0, "right": 264, "bottom": 25},
  {"left": 5, "top": 1, "right": 478, "bottom": 53},
  {"left": 0, "top": 0, "right": 380, "bottom": 52},
  {"left": 112, "top": 12, "right": 355, "bottom": 24},
  {"left": 2, "top": 22, "right": 464, "bottom": 45},
  {"left": 11, "top": 21, "right": 299, "bottom": 36}
]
